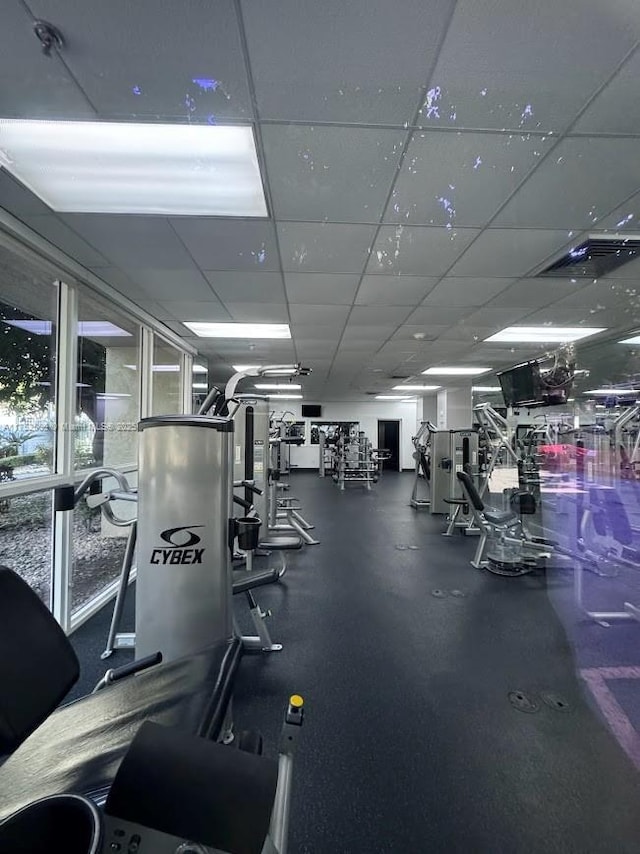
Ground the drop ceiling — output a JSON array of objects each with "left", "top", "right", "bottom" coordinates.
[{"left": 1, "top": 0, "right": 640, "bottom": 399}]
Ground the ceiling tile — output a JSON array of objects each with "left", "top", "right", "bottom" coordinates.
[
  {"left": 437, "top": 325, "right": 498, "bottom": 341},
  {"left": 263, "top": 125, "right": 406, "bottom": 222},
  {"left": 574, "top": 50, "right": 640, "bottom": 135},
  {"left": 289, "top": 304, "right": 351, "bottom": 325},
  {"left": 225, "top": 303, "right": 289, "bottom": 322},
  {"left": 122, "top": 268, "right": 214, "bottom": 300},
  {"left": 88, "top": 266, "right": 149, "bottom": 301},
  {"left": 62, "top": 215, "right": 195, "bottom": 268},
  {"left": 0, "top": 170, "right": 51, "bottom": 216},
  {"left": 161, "top": 300, "right": 231, "bottom": 321},
  {"left": 423, "top": 277, "right": 513, "bottom": 307},
  {"left": 356, "top": 275, "right": 438, "bottom": 306},
  {"left": 338, "top": 341, "right": 379, "bottom": 352},
  {"left": 295, "top": 341, "right": 337, "bottom": 357},
  {"left": 386, "top": 131, "right": 551, "bottom": 227},
  {"left": 520, "top": 307, "right": 594, "bottom": 325},
  {"left": 390, "top": 325, "right": 450, "bottom": 340},
  {"left": 241, "top": 0, "right": 456, "bottom": 124},
  {"left": 284, "top": 274, "right": 360, "bottom": 305},
  {"left": 0, "top": 2, "right": 93, "bottom": 119},
  {"left": 463, "top": 306, "right": 533, "bottom": 329},
  {"left": 418, "top": 0, "right": 639, "bottom": 132},
  {"left": 485, "top": 276, "right": 583, "bottom": 309},
  {"left": 405, "top": 306, "right": 470, "bottom": 325},
  {"left": 203, "top": 271, "right": 285, "bottom": 303},
  {"left": 494, "top": 137, "right": 640, "bottom": 229},
  {"left": 278, "top": 223, "right": 376, "bottom": 273},
  {"left": 27, "top": 0, "right": 253, "bottom": 120},
  {"left": 348, "top": 306, "right": 411, "bottom": 326},
  {"left": 171, "top": 219, "right": 279, "bottom": 271},
  {"left": 290, "top": 324, "right": 342, "bottom": 342},
  {"left": 367, "top": 226, "right": 479, "bottom": 276},
  {"left": 597, "top": 194, "right": 640, "bottom": 234},
  {"left": 24, "top": 215, "right": 109, "bottom": 267},
  {"left": 448, "top": 229, "right": 569, "bottom": 277},
  {"left": 341, "top": 324, "right": 399, "bottom": 340}
]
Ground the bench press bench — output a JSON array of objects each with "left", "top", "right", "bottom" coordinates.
[{"left": 0, "top": 567, "right": 242, "bottom": 822}]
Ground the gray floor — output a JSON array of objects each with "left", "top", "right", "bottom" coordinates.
[{"left": 71, "top": 471, "right": 640, "bottom": 853}]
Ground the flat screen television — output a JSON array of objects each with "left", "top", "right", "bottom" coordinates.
[
  {"left": 498, "top": 361, "right": 573, "bottom": 408},
  {"left": 498, "top": 362, "right": 540, "bottom": 407},
  {"left": 302, "top": 404, "right": 322, "bottom": 417}
]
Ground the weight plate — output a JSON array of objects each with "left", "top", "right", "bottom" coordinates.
[
  {"left": 508, "top": 690, "right": 539, "bottom": 713},
  {"left": 431, "top": 588, "right": 447, "bottom": 598},
  {"left": 540, "top": 692, "right": 572, "bottom": 713}
]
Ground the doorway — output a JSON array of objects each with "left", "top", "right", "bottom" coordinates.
[{"left": 378, "top": 420, "right": 401, "bottom": 472}]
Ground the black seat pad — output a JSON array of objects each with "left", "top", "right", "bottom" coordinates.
[
  {"left": 0, "top": 637, "right": 241, "bottom": 822},
  {"left": 259, "top": 536, "right": 303, "bottom": 550},
  {"left": 484, "top": 508, "right": 518, "bottom": 525},
  {"left": 232, "top": 569, "right": 279, "bottom": 594}
]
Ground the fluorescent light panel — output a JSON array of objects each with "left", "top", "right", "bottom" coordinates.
[
  {"left": 192, "top": 364, "right": 207, "bottom": 374},
  {"left": 485, "top": 326, "right": 605, "bottom": 343},
  {"left": 473, "top": 386, "right": 501, "bottom": 392},
  {"left": 255, "top": 383, "right": 302, "bottom": 390},
  {"left": 5, "top": 320, "right": 131, "bottom": 337},
  {"left": 584, "top": 388, "right": 638, "bottom": 396},
  {"left": 0, "top": 119, "right": 267, "bottom": 216},
  {"left": 266, "top": 394, "right": 302, "bottom": 399},
  {"left": 620, "top": 335, "right": 640, "bottom": 344},
  {"left": 376, "top": 395, "right": 415, "bottom": 400},
  {"left": 422, "top": 367, "right": 490, "bottom": 376},
  {"left": 192, "top": 383, "right": 208, "bottom": 389},
  {"left": 185, "top": 323, "right": 290, "bottom": 339},
  {"left": 392, "top": 385, "right": 440, "bottom": 391}
]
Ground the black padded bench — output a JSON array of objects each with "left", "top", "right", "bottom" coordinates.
[{"left": 0, "top": 567, "right": 242, "bottom": 822}]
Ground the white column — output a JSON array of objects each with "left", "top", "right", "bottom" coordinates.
[{"left": 437, "top": 386, "right": 472, "bottom": 429}]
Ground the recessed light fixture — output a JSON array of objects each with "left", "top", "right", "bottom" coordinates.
[
  {"left": 422, "top": 367, "right": 490, "bottom": 376},
  {"left": 95, "top": 393, "right": 131, "bottom": 399},
  {"left": 485, "top": 326, "right": 605, "bottom": 343},
  {"left": 391, "top": 385, "right": 441, "bottom": 391},
  {"left": 185, "top": 323, "right": 291, "bottom": 339},
  {"left": 375, "top": 395, "right": 416, "bottom": 400},
  {"left": 192, "top": 382, "right": 208, "bottom": 389},
  {"left": 0, "top": 119, "right": 268, "bottom": 216},
  {"left": 472, "top": 386, "right": 502, "bottom": 392},
  {"left": 255, "top": 383, "right": 302, "bottom": 390},
  {"left": 192, "top": 364, "right": 207, "bottom": 374},
  {"left": 5, "top": 320, "right": 131, "bottom": 337},
  {"left": 585, "top": 389, "right": 637, "bottom": 397},
  {"left": 619, "top": 335, "right": 640, "bottom": 344},
  {"left": 265, "top": 394, "right": 303, "bottom": 400}
]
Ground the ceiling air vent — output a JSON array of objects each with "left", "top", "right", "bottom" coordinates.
[{"left": 538, "top": 234, "right": 640, "bottom": 278}]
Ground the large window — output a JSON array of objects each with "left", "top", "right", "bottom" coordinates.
[
  {"left": 152, "top": 337, "right": 183, "bottom": 415},
  {"left": 75, "top": 294, "right": 140, "bottom": 470},
  {"left": 0, "top": 245, "right": 58, "bottom": 479},
  {"left": 71, "top": 470, "right": 136, "bottom": 615},
  {"left": 0, "top": 489, "right": 53, "bottom": 605}
]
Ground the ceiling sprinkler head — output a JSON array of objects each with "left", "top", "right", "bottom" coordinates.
[
  {"left": 33, "top": 20, "right": 64, "bottom": 56},
  {"left": 413, "top": 332, "right": 426, "bottom": 340}
]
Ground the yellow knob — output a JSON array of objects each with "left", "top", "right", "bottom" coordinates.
[{"left": 290, "top": 694, "right": 304, "bottom": 708}]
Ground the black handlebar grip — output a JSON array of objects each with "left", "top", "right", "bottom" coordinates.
[
  {"left": 233, "top": 495, "right": 253, "bottom": 510},
  {"left": 109, "top": 651, "right": 162, "bottom": 682}
]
